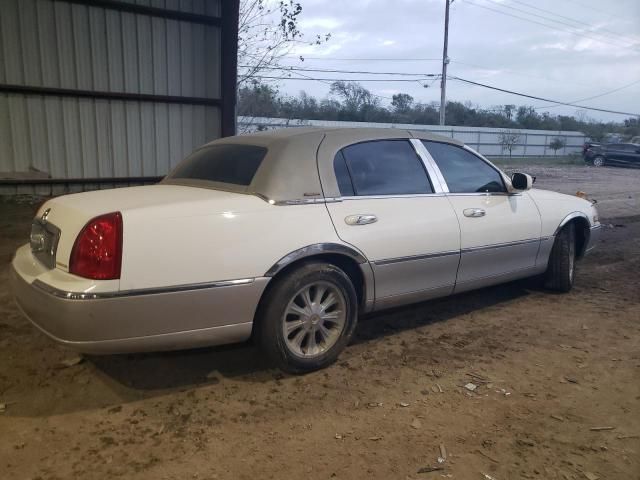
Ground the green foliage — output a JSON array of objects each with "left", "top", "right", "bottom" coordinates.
[
  {"left": 549, "top": 137, "right": 566, "bottom": 156},
  {"left": 498, "top": 130, "right": 521, "bottom": 157},
  {"left": 237, "top": 80, "right": 636, "bottom": 136}
]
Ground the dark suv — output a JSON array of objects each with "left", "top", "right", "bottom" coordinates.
[{"left": 584, "top": 143, "right": 640, "bottom": 168}]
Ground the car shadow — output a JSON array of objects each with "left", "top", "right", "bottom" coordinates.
[{"left": 88, "top": 278, "right": 535, "bottom": 391}]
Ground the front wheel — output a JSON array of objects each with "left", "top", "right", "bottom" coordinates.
[
  {"left": 592, "top": 156, "right": 605, "bottom": 167},
  {"left": 544, "top": 223, "right": 576, "bottom": 292},
  {"left": 255, "top": 262, "right": 358, "bottom": 373}
]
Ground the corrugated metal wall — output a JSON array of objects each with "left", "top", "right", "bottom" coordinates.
[
  {"left": 239, "top": 116, "right": 587, "bottom": 158},
  {"left": 0, "top": 0, "right": 236, "bottom": 195}
]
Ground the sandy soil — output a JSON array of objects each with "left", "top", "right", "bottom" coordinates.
[{"left": 1, "top": 165, "right": 639, "bottom": 480}]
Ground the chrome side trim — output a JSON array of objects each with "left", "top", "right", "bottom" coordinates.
[
  {"left": 410, "top": 138, "right": 449, "bottom": 193},
  {"left": 33, "top": 278, "right": 256, "bottom": 300},
  {"left": 374, "top": 250, "right": 459, "bottom": 266},
  {"left": 554, "top": 211, "right": 591, "bottom": 235},
  {"left": 254, "top": 193, "right": 343, "bottom": 205},
  {"left": 445, "top": 192, "right": 520, "bottom": 197},
  {"left": 275, "top": 197, "right": 343, "bottom": 205},
  {"left": 264, "top": 243, "right": 368, "bottom": 277},
  {"left": 341, "top": 193, "right": 447, "bottom": 200},
  {"left": 461, "top": 238, "right": 541, "bottom": 254}
]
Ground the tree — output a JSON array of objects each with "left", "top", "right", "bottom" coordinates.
[
  {"left": 548, "top": 137, "right": 566, "bottom": 156},
  {"left": 503, "top": 104, "right": 516, "bottom": 121},
  {"left": 391, "top": 93, "right": 414, "bottom": 114},
  {"left": 237, "top": 81, "right": 280, "bottom": 118},
  {"left": 238, "top": 0, "right": 330, "bottom": 87},
  {"left": 329, "top": 81, "right": 380, "bottom": 121},
  {"left": 498, "top": 130, "right": 521, "bottom": 157}
]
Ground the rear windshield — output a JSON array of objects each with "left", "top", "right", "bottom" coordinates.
[{"left": 167, "top": 144, "right": 267, "bottom": 186}]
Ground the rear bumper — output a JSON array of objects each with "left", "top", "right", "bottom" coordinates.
[{"left": 10, "top": 258, "right": 269, "bottom": 354}]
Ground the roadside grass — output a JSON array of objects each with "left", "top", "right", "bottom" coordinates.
[{"left": 490, "top": 155, "right": 586, "bottom": 167}]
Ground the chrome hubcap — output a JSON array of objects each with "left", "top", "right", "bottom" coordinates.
[
  {"left": 594, "top": 157, "right": 604, "bottom": 167},
  {"left": 282, "top": 282, "right": 347, "bottom": 358}
]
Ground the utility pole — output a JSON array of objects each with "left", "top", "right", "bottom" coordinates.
[{"left": 439, "top": 0, "right": 451, "bottom": 126}]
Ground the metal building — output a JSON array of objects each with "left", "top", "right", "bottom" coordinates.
[
  {"left": 0, "top": 0, "right": 239, "bottom": 195},
  {"left": 239, "top": 116, "right": 587, "bottom": 158}
]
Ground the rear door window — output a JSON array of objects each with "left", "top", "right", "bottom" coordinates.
[
  {"left": 338, "top": 140, "right": 433, "bottom": 196},
  {"left": 168, "top": 144, "right": 267, "bottom": 186}
]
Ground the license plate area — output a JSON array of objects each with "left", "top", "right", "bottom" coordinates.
[{"left": 30, "top": 219, "right": 61, "bottom": 270}]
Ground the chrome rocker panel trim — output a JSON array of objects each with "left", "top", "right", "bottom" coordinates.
[
  {"left": 10, "top": 265, "right": 269, "bottom": 354},
  {"left": 33, "top": 278, "right": 255, "bottom": 300}
]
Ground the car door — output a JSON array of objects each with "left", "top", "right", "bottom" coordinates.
[
  {"left": 324, "top": 139, "right": 461, "bottom": 309},
  {"left": 605, "top": 144, "right": 625, "bottom": 166},
  {"left": 420, "top": 141, "right": 542, "bottom": 293},
  {"left": 618, "top": 144, "right": 640, "bottom": 167}
]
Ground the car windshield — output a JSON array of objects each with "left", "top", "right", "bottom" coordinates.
[{"left": 167, "top": 144, "right": 267, "bottom": 186}]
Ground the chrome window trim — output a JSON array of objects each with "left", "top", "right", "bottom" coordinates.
[
  {"left": 33, "top": 278, "right": 256, "bottom": 300},
  {"left": 443, "top": 192, "right": 521, "bottom": 197},
  {"left": 410, "top": 138, "right": 449, "bottom": 193},
  {"left": 339, "top": 193, "right": 447, "bottom": 200}
]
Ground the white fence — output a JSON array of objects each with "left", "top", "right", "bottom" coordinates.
[{"left": 238, "top": 116, "right": 587, "bottom": 158}]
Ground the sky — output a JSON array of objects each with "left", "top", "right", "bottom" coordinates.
[{"left": 256, "top": 0, "right": 640, "bottom": 123}]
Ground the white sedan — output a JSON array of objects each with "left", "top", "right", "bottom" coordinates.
[{"left": 11, "top": 128, "right": 601, "bottom": 373}]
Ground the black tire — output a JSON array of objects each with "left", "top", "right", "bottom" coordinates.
[
  {"left": 255, "top": 261, "right": 358, "bottom": 374},
  {"left": 592, "top": 156, "right": 605, "bottom": 167},
  {"left": 544, "top": 222, "right": 576, "bottom": 292}
]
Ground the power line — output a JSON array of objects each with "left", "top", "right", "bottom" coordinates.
[
  {"left": 283, "top": 56, "right": 442, "bottom": 62},
  {"left": 562, "top": 0, "right": 627, "bottom": 19},
  {"left": 462, "top": 0, "right": 639, "bottom": 51},
  {"left": 534, "top": 79, "right": 640, "bottom": 110},
  {"left": 450, "top": 60, "right": 601, "bottom": 89},
  {"left": 239, "top": 65, "right": 437, "bottom": 77},
  {"left": 250, "top": 75, "right": 438, "bottom": 83},
  {"left": 507, "top": 0, "right": 639, "bottom": 46},
  {"left": 481, "top": 0, "right": 636, "bottom": 48},
  {"left": 450, "top": 76, "right": 640, "bottom": 116},
  {"left": 256, "top": 69, "right": 397, "bottom": 100}
]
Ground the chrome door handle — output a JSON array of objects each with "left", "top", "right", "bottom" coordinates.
[
  {"left": 345, "top": 214, "right": 378, "bottom": 226},
  {"left": 463, "top": 208, "right": 486, "bottom": 218}
]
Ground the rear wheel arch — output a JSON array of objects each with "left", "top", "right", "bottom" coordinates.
[{"left": 258, "top": 244, "right": 373, "bottom": 325}]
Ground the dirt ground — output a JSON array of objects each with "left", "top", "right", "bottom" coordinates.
[{"left": 1, "top": 165, "right": 639, "bottom": 480}]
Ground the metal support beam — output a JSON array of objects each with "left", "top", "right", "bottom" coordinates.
[
  {"left": 221, "top": 0, "right": 240, "bottom": 137},
  {"left": 54, "top": 0, "right": 222, "bottom": 26},
  {"left": 0, "top": 84, "right": 222, "bottom": 106},
  {"left": 0, "top": 177, "right": 164, "bottom": 186}
]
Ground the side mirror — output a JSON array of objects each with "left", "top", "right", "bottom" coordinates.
[{"left": 511, "top": 172, "right": 535, "bottom": 191}]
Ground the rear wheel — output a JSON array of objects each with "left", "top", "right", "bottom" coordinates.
[
  {"left": 255, "top": 262, "right": 358, "bottom": 373},
  {"left": 544, "top": 223, "right": 576, "bottom": 292},
  {"left": 592, "top": 156, "right": 605, "bottom": 167}
]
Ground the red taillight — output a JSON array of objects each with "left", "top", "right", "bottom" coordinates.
[{"left": 69, "top": 212, "right": 123, "bottom": 280}]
